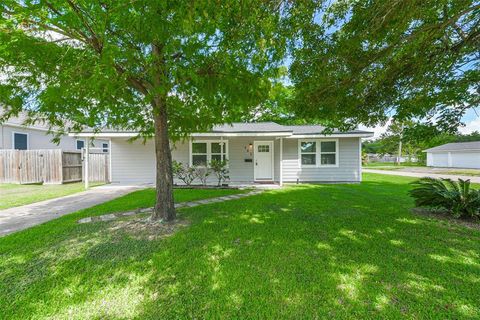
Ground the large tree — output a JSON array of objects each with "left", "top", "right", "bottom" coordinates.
[
  {"left": 0, "top": 1, "right": 296, "bottom": 221},
  {"left": 290, "top": 0, "right": 480, "bottom": 131}
]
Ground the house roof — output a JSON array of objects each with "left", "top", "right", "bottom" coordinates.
[
  {"left": 1, "top": 110, "right": 53, "bottom": 132},
  {"left": 283, "top": 125, "right": 372, "bottom": 135},
  {"left": 424, "top": 141, "right": 480, "bottom": 153},
  {"left": 71, "top": 122, "right": 374, "bottom": 138},
  {"left": 211, "top": 122, "right": 291, "bottom": 133}
]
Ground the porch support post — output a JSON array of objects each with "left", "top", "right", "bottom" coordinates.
[
  {"left": 279, "top": 137, "right": 283, "bottom": 186},
  {"left": 84, "top": 138, "right": 90, "bottom": 190},
  {"left": 108, "top": 138, "right": 112, "bottom": 183},
  {"left": 220, "top": 136, "right": 224, "bottom": 160}
]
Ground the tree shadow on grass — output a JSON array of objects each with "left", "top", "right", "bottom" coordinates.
[
  {"left": 137, "top": 181, "right": 480, "bottom": 319},
  {"left": 1, "top": 179, "right": 480, "bottom": 319}
]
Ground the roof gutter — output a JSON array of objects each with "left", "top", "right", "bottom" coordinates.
[
  {"left": 70, "top": 132, "right": 375, "bottom": 139},
  {"left": 424, "top": 149, "right": 480, "bottom": 153},
  {"left": 288, "top": 133, "right": 374, "bottom": 138}
]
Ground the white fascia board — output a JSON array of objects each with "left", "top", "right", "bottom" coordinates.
[
  {"left": 288, "top": 133, "right": 374, "bottom": 138},
  {"left": 69, "top": 132, "right": 138, "bottom": 138},
  {"left": 70, "top": 132, "right": 374, "bottom": 138},
  {"left": 425, "top": 149, "right": 480, "bottom": 153},
  {"left": 191, "top": 132, "right": 292, "bottom": 137},
  {"left": 70, "top": 131, "right": 294, "bottom": 138}
]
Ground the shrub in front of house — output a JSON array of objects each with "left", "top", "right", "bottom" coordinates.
[
  {"left": 193, "top": 166, "right": 211, "bottom": 186},
  {"left": 210, "top": 159, "right": 230, "bottom": 186},
  {"left": 409, "top": 177, "right": 480, "bottom": 219},
  {"left": 172, "top": 160, "right": 196, "bottom": 186}
]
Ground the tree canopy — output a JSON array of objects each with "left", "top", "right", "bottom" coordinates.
[
  {"left": 363, "top": 120, "right": 480, "bottom": 163},
  {"left": 0, "top": 1, "right": 295, "bottom": 138},
  {"left": 0, "top": 0, "right": 303, "bottom": 220},
  {"left": 290, "top": 0, "right": 480, "bottom": 132}
]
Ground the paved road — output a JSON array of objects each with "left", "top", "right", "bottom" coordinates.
[
  {"left": 0, "top": 185, "right": 143, "bottom": 237},
  {"left": 364, "top": 169, "right": 480, "bottom": 183}
]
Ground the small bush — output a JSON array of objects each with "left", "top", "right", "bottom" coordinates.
[
  {"left": 172, "top": 160, "right": 196, "bottom": 186},
  {"left": 409, "top": 177, "right": 480, "bottom": 219},
  {"left": 210, "top": 159, "right": 230, "bottom": 186},
  {"left": 194, "top": 166, "right": 211, "bottom": 186}
]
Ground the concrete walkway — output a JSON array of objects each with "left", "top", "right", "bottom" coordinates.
[
  {"left": 78, "top": 189, "right": 264, "bottom": 224},
  {"left": 364, "top": 169, "right": 480, "bottom": 183},
  {"left": 0, "top": 185, "right": 142, "bottom": 237}
]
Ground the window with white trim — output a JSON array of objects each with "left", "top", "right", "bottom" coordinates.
[
  {"left": 102, "top": 143, "right": 109, "bottom": 153},
  {"left": 299, "top": 140, "right": 338, "bottom": 167},
  {"left": 191, "top": 141, "right": 228, "bottom": 166},
  {"left": 320, "top": 141, "right": 336, "bottom": 165},
  {"left": 300, "top": 141, "right": 316, "bottom": 166}
]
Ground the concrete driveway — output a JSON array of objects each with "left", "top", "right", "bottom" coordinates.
[
  {"left": 0, "top": 185, "right": 143, "bottom": 237},
  {"left": 364, "top": 169, "right": 480, "bottom": 183}
]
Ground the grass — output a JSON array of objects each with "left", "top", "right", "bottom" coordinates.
[
  {"left": 363, "top": 163, "right": 480, "bottom": 176},
  {"left": 1, "top": 174, "right": 480, "bottom": 319},
  {"left": 363, "top": 162, "right": 424, "bottom": 170},
  {"left": 441, "top": 169, "right": 480, "bottom": 177},
  {"left": 0, "top": 182, "right": 104, "bottom": 210}
]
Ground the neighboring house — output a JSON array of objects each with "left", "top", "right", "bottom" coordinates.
[
  {"left": 425, "top": 141, "right": 480, "bottom": 169},
  {"left": 0, "top": 113, "right": 109, "bottom": 152},
  {"left": 73, "top": 122, "right": 373, "bottom": 185}
]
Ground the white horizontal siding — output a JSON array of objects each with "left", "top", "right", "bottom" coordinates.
[
  {"left": 282, "top": 137, "right": 360, "bottom": 182},
  {"left": 110, "top": 137, "right": 360, "bottom": 184},
  {"left": 111, "top": 137, "right": 280, "bottom": 184},
  {"left": 0, "top": 125, "right": 108, "bottom": 151}
]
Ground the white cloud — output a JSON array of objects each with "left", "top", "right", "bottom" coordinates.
[
  {"left": 359, "top": 119, "right": 392, "bottom": 139},
  {"left": 459, "top": 117, "right": 480, "bottom": 134}
]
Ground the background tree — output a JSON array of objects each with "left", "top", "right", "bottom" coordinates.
[
  {"left": 290, "top": 0, "right": 480, "bottom": 131},
  {"left": 0, "top": 1, "right": 295, "bottom": 221},
  {"left": 364, "top": 122, "right": 480, "bottom": 164}
]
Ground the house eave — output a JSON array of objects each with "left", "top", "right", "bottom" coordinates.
[
  {"left": 289, "top": 133, "right": 374, "bottom": 138},
  {"left": 70, "top": 131, "right": 374, "bottom": 139},
  {"left": 3, "top": 122, "right": 57, "bottom": 133},
  {"left": 192, "top": 132, "right": 292, "bottom": 137},
  {"left": 424, "top": 149, "right": 480, "bottom": 153},
  {"left": 69, "top": 132, "right": 137, "bottom": 138}
]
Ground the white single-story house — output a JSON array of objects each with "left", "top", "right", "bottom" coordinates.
[
  {"left": 0, "top": 111, "right": 109, "bottom": 152},
  {"left": 425, "top": 141, "right": 480, "bottom": 169},
  {"left": 73, "top": 122, "right": 373, "bottom": 185}
]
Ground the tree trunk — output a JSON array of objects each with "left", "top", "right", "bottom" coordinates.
[{"left": 151, "top": 96, "right": 176, "bottom": 221}]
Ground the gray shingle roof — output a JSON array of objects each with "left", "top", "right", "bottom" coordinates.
[
  {"left": 210, "top": 122, "right": 372, "bottom": 135},
  {"left": 283, "top": 125, "right": 372, "bottom": 135},
  {"left": 211, "top": 122, "right": 291, "bottom": 133},
  {"left": 425, "top": 141, "right": 480, "bottom": 153},
  {"left": 70, "top": 121, "right": 374, "bottom": 136}
]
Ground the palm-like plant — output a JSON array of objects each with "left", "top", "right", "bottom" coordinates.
[{"left": 409, "top": 177, "right": 480, "bottom": 219}]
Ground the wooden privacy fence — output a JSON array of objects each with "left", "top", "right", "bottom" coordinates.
[{"left": 0, "top": 149, "right": 109, "bottom": 184}]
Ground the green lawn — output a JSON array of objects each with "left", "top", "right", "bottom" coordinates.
[
  {"left": 363, "top": 162, "right": 424, "bottom": 170},
  {"left": 0, "top": 182, "right": 105, "bottom": 210},
  {"left": 440, "top": 169, "right": 480, "bottom": 177},
  {"left": 363, "top": 164, "right": 480, "bottom": 176},
  {"left": 1, "top": 174, "right": 479, "bottom": 319}
]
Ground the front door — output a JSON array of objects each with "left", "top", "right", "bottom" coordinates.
[{"left": 254, "top": 141, "right": 273, "bottom": 181}]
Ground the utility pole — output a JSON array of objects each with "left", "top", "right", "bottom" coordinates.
[{"left": 396, "top": 124, "right": 404, "bottom": 165}]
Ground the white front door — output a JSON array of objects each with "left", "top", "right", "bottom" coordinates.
[{"left": 254, "top": 141, "right": 274, "bottom": 181}]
